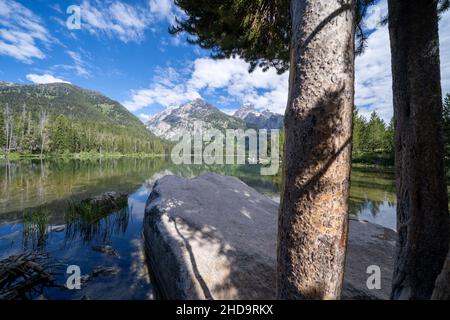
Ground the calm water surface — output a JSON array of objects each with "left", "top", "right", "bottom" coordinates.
[{"left": 0, "top": 158, "right": 396, "bottom": 299}]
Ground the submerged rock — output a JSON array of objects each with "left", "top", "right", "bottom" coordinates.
[
  {"left": 143, "top": 173, "right": 395, "bottom": 300},
  {"left": 81, "top": 266, "right": 120, "bottom": 284},
  {"left": 80, "top": 192, "right": 128, "bottom": 213},
  {"left": 92, "top": 245, "right": 120, "bottom": 257}
]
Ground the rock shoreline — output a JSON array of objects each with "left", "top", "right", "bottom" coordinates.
[{"left": 143, "top": 173, "right": 395, "bottom": 300}]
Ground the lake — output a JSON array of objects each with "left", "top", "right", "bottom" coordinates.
[{"left": 0, "top": 157, "right": 396, "bottom": 299}]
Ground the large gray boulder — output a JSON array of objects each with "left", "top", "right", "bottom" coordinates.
[{"left": 143, "top": 173, "right": 395, "bottom": 300}]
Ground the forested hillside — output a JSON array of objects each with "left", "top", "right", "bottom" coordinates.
[{"left": 0, "top": 82, "right": 166, "bottom": 156}]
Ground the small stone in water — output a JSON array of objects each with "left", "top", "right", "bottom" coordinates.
[{"left": 92, "top": 245, "right": 120, "bottom": 257}]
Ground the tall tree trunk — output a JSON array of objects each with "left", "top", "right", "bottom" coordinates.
[
  {"left": 277, "top": 0, "right": 355, "bottom": 299},
  {"left": 432, "top": 249, "right": 450, "bottom": 299},
  {"left": 388, "top": 0, "right": 450, "bottom": 300}
]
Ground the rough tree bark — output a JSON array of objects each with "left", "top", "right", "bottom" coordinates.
[
  {"left": 277, "top": 0, "right": 355, "bottom": 299},
  {"left": 388, "top": 0, "right": 450, "bottom": 300},
  {"left": 432, "top": 250, "right": 450, "bottom": 299}
]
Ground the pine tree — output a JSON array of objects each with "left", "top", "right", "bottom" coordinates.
[
  {"left": 4, "top": 103, "right": 13, "bottom": 153},
  {"left": 385, "top": 118, "right": 394, "bottom": 155},
  {"left": 0, "top": 108, "right": 5, "bottom": 151},
  {"left": 388, "top": 0, "right": 449, "bottom": 299},
  {"left": 352, "top": 107, "right": 367, "bottom": 155},
  {"left": 38, "top": 109, "right": 48, "bottom": 155},
  {"left": 365, "top": 111, "right": 387, "bottom": 152},
  {"left": 171, "top": 0, "right": 377, "bottom": 73},
  {"left": 49, "top": 115, "right": 71, "bottom": 153}
]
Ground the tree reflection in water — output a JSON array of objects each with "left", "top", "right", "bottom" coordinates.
[{"left": 64, "top": 200, "right": 131, "bottom": 246}]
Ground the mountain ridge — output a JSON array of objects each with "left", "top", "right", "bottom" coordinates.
[
  {"left": 146, "top": 99, "right": 284, "bottom": 140},
  {"left": 233, "top": 103, "right": 284, "bottom": 130},
  {"left": 0, "top": 82, "right": 146, "bottom": 129},
  {"left": 0, "top": 81, "right": 166, "bottom": 154},
  {"left": 146, "top": 99, "right": 248, "bottom": 140}
]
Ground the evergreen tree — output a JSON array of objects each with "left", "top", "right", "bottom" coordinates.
[
  {"left": 352, "top": 107, "right": 367, "bottom": 155},
  {"left": 385, "top": 118, "right": 394, "bottom": 155},
  {"left": 365, "top": 111, "right": 387, "bottom": 152},
  {"left": 388, "top": 0, "right": 449, "bottom": 299},
  {"left": 0, "top": 108, "right": 5, "bottom": 151},
  {"left": 49, "top": 115, "right": 71, "bottom": 153},
  {"left": 352, "top": 108, "right": 394, "bottom": 162},
  {"left": 171, "top": 0, "right": 378, "bottom": 73}
]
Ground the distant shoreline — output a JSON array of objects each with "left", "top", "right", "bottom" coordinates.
[
  {"left": 0, "top": 152, "right": 168, "bottom": 161},
  {"left": 0, "top": 151, "right": 395, "bottom": 171}
]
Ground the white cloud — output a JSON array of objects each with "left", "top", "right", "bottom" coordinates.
[
  {"left": 126, "top": 0, "right": 450, "bottom": 121},
  {"left": 355, "top": 0, "right": 392, "bottom": 121},
  {"left": 355, "top": 27, "right": 392, "bottom": 119},
  {"left": 124, "top": 57, "right": 289, "bottom": 114},
  {"left": 124, "top": 80, "right": 201, "bottom": 112},
  {"left": 26, "top": 74, "right": 71, "bottom": 84},
  {"left": 81, "top": 0, "right": 149, "bottom": 42},
  {"left": 50, "top": 50, "right": 91, "bottom": 78},
  {"left": 0, "top": 0, "right": 51, "bottom": 62},
  {"left": 138, "top": 113, "right": 153, "bottom": 122},
  {"left": 362, "top": 1, "right": 388, "bottom": 30},
  {"left": 440, "top": 9, "right": 450, "bottom": 99},
  {"left": 149, "top": 0, "right": 180, "bottom": 24},
  {"left": 355, "top": 0, "right": 450, "bottom": 121},
  {"left": 221, "top": 108, "right": 238, "bottom": 116},
  {"left": 189, "top": 57, "right": 289, "bottom": 113},
  {"left": 80, "top": 0, "right": 181, "bottom": 43},
  {"left": 123, "top": 66, "right": 202, "bottom": 111},
  {"left": 66, "top": 50, "right": 90, "bottom": 77},
  {"left": 49, "top": 3, "right": 63, "bottom": 14}
]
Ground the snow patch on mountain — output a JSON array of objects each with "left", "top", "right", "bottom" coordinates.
[
  {"left": 146, "top": 99, "right": 247, "bottom": 140},
  {"left": 233, "top": 103, "right": 283, "bottom": 129}
]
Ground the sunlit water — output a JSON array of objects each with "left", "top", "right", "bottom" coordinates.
[{"left": 0, "top": 158, "right": 396, "bottom": 299}]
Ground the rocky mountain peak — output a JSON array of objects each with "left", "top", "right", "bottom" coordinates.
[
  {"left": 146, "top": 100, "right": 247, "bottom": 140},
  {"left": 233, "top": 103, "right": 283, "bottom": 129},
  {"left": 233, "top": 103, "right": 257, "bottom": 119}
]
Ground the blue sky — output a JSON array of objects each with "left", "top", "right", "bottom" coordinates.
[{"left": 1, "top": 0, "right": 449, "bottom": 122}]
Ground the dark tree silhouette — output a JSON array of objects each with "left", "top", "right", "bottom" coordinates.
[{"left": 388, "top": 0, "right": 450, "bottom": 299}]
